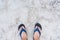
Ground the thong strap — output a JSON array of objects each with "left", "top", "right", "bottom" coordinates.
[
  {"left": 34, "top": 28, "right": 41, "bottom": 35},
  {"left": 20, "top": 28, "right": 26, "bottom": 36}
]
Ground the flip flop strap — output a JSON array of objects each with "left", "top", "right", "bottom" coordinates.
[
  {"left": 20, "top": 28, "right": 26, "bottom": 36},
  {"left": 34, "top": 28, "right": 41, "bottom": 35}
]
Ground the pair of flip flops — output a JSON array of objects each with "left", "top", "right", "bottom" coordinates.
[{"left": 18, "top": 23, "right": 42, "bottom": 40}]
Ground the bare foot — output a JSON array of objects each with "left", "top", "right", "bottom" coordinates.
[
  {"left": 21, "top": 32, "right": 27, "bottom": 40},
  {"left": 34, "top": 32, "right": 40, "bottom": 40}
]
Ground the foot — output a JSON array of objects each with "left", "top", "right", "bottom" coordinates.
[
  {"left": 18, "top": 24, "right": 27, "bottom": 40},
  {"left": 33, "top": 23, "right": 42, "bottom": 40}
]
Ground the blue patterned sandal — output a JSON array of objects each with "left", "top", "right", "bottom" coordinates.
[
  {"left": 18, "top": 24, "right": 27, "bottom": 40},
  {"left": 33, "top": 23, "right": 42, "bottom": 40}
]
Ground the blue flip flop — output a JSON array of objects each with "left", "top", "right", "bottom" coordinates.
[
  {"left": 33, "top": 23, "right": 42, "bottom": 40},
  {"left": 18, "top": 24, "right": 27, "bottom": 38}
]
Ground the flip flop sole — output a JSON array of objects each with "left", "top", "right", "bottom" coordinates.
[
  {"left": 35, "top": 23, "right": 42, "bottom": 30},
  {"left": 18, "top": 24, "right": 25, "bottom": 30}
]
